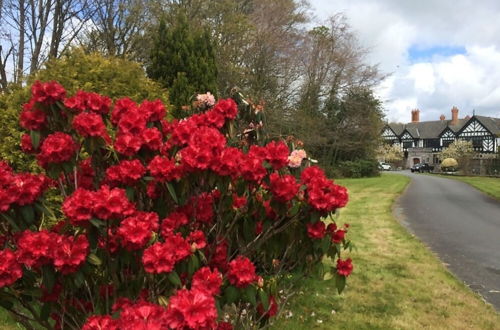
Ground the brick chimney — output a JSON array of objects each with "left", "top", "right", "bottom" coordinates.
[
  {"left": 411, "top": 109, "right": 420, "bottom": 123},
  {"left": 451, "top": 106, "right": 459, "bottom": 125},
  {"left": 439, "top": 114, "right": 445, "bottom": 121}
]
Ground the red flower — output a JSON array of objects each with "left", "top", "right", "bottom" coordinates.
[
  {"left": 10, "top": 173, "right": 49, "bottom": 205},
  {"left": 265, "top": 140, "right": 289, "bottom": 170},
  {"left": 255, "top": 220, "right": 264, "bottom": 235},
  {"left": 64, "top": 90, "right": 88, "bottom": 112},
  {"left": 336, "top": 258, "right": 353, "bottom": 277},
  {"left": 117, "top": 301, "right": 167, "bottom": 329},
  {"left": 114, "top": 134, "right": 143, "bottom": 156},
  {"left": 257, "top": 295, "right": 278, "bottom": 318},
  {"left": 118, "top": 108, "right": 146, "bottom": 135},
  {"left": 232, "top": 193, "right": 247, "bottom": 210},
  {"left": 142, "top": 127, "right": 163, "bottom": 151},
  {"left": 52, "top": 235, "right": 89, "bottom": 274},
  {"left": 240, "top": 155, "right": 267, "bottom": 182},
  {"left": 31, "top": 80, "right": 66, "bottom": 104},
  {"left": 82, "top": 315, "right": 118, "bottom": 330},
  {"left": 190, "top": 192, "right": 214, "bottom": 224},
  {"left": 306, "top": 176, "right": 349, "bottom": 213},
  {"left": 269, "top": 173, "right": 300, "bottom": 202},
  {"left": 210, "top": 240, "right": 228, "bottom": 272},
  {"left": 16, "top": 230, "right": 55, "bottom": 268},
  {"left": 111, "top": 97, "right": 138, "bottom": 125},
  {"left": 307, "top": 221, "right": 326, "bottom": 239},
  {"left": 62, "top": 188, "right": 95, "bottom": 225},
  {"left": 0, "top": 249, "right": 23, "bottom": 288},
  {"left": 301, "top": 166, "right": 326, "bottom": 185},
  {"left": 92, "top": 185, "right": 136, "bottom": 220},
  {"left": 187, "top": 230, "right": 207, "bottom": 250},
  {"left": 20, "top": 134, "right": 36, "bottom": 153},
  {"left": 148, "top": 156, "right": 180, "bottom": 182},
  {"left": 212, "top": 147, "right": 243, "bottom": 177},
  {"left": 212, "top": 98, "right": 238, "bottom": 120},
  {"left": 142, "top": 234, "right": 191, "bottom": 274},
  {"left": 160, "top": 211, "right": 189, "bottom": 237},
  {"left": 19, "top": 107, "right": 46, "bottom": 130},
  {"left": 331, "top": 229, "right": 346, "bottom": 244},
  {"left": 105, "top": 159, "right": 146, "bottom": 186},
  {"left": 118, "top": 213, "right": 159, "bottom": 251},
  {"left": 140, "top": 99, "right": 166, "bottom": 122},
  {"left": 86, "top": 92, "right": 111, "bottom": 114},
  {"left": 72, "top": 112, "right": 110, "bottom": 142},
  {"left": 192, "top": 267, "right": 222, "bottom": 295},
  {"left": 227, "top": 255, "right": 257, "bottom": 288},
  {"left": 37, "top": 132, "right": 78, "bottom": 165},
  {"left": 165, "top": 288, "right": 218, "bottom": 329}
]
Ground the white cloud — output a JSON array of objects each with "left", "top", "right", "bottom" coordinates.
[{"left": 309, "top": 0, "right": 500, "bottom": 122}]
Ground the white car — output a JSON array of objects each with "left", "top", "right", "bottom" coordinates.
[{"left": 378, "top": 162, "right": 392, "bottom": 171}]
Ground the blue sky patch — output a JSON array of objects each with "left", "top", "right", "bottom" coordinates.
[{"left": 408, "top": 45, "right": 466, "bottom": 62}]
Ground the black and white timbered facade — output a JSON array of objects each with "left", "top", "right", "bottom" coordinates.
[{"left": 382, "top": 109, "right": 500, "bottom": 167}]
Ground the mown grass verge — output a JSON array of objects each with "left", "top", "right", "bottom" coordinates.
[
  {"left": 272, "top": 173, "right": 500, "bottom": 329},
  {"left": 433, "top": 174, "right": 500, "bottom": 200}
]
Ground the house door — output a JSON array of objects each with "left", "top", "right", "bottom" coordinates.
[{"left": 413, "top": 158, "right": 420, "bottom": 165}]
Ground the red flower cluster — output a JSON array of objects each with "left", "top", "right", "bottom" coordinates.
[
  {"left": 306, "top": 221, "right": 326, "bottom": 239},
  {"left": 118, "top": 212, "right": 159, "bottom": 250},
  {"left": 106, "top": 159, "right": 146, "bottom": 186},
  {"left": 269, "top": 173, "right": 300, "bottom": 202},
  {"left": 264, "top": 141, "right": 289, "bottom": 170},
  {"left": 93, "top": 185, "right": 136, "bottom": 220},
  {"left": 31, "top": 80, "right": 66, "bottom": 105},
  {"left": 336, "top": 258, "right": 353, "bottom": 277},
  {"left": 148, "top": 156, "right": 180, "bottom": 182},
  {"left": 165, "top": 288, "right": 218, "bottom": 329},
  {"left": 64, "top": 90, "right": 111, "bottom": 114},
  {"left": 20, "top": 103, "right": 46, "bottom": 130},
  {"left": 62, "top": 188, "right": 95, "bottom": 225},
  {"left": 142, "top": 234, "right": 191, "bottom": 274},
  {"left": 160, "top": 211, "right": 190, "bottom": 237},
  {"left": 72, "top": 112, "right": 110, "bottom": 142},
  {"left": 52, "top": 235, "right": 89, "bottom": 274},
  {"left": 116, "top": 301, "right": 167, "bottom": 329},
  {"left": 227, "top": 255, "right": 257, "bottom": 288},
  {"left": 37, "top": 132, "right": 78, "bottom": 166},
  {"left": 192, "top": 267, "right": 222, "bottom": 295},
  {"left": 0, "top": 249, "right": 23, "bottom": 288},
  {"left": 0, "top": 163, "right": 49, "bottom": 212},
  {"left": 16, "top": 230, "right": 55, "bottom": 267},
  {"left": 301, "top": 166, "right": 349, "bottom": 213}
]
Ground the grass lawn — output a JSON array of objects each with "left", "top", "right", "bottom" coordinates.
[
  {"left": 434, "top": 174, "right": 500, "bottom": 200},
  {"left": 272, "top": 173, "right": 500, "bottom": 329}
]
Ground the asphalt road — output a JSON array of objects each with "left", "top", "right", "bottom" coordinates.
[{"left": 396, "top": 171, "right": 500, "bottom": 309}]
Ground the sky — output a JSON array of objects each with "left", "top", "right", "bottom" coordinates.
[{"left": 310, "top": 0, "right": 500, "bottom": 123}]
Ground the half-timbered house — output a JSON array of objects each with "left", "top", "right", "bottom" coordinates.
[{"left": 381, "top": 107, "right": 500, "bottom": 169}]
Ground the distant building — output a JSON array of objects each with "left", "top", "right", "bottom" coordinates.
[{"left": 382, "top": 107, "right": 500, "bottom": 169}]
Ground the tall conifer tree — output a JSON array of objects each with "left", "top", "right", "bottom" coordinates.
[{"left": 147, "top": 13, "right": 217, "bottom": 113}]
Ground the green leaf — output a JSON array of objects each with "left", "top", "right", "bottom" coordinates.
[
  {"left": 320, "top": 237, "right": 330, "bottom": 253},
  {"left": 258, "top": 289, "right": 269, "bottom": 310},
  {"left": 87, "top": 253, "right": 102, "bottom": 266},
  {"left": 243, "top": 286, "right": 257, "bottom": 306},
  {"left": 20, "top": 205, "right": 35, "bottom": 224},
  {"left": 1, "top": 213, "right": 20, "bottom": 231},
  {"left": 224, "top": 286, "right": 239, "bottom": 305},
  {"left": 40, "top": 303, "right": 52, "bottom": 321},
  {"left": 166, "top": 182, "right": 178, "bottom": 203},
  {"left": 167, "top": 271, "right": 182, "bottom": 287},
  {"left": 126, "top": 186, "right": 135, "bottom": 201},
  {"left": 42, "top": 265, "right": 56, "bottom": 292},
  {"left": 288, "top": 201, "right": 301, "bottom": 217},
  {"left": 74, "top": 270, "right": 85, "bottom": 288},
  {"left": 90, "top": 218, "right": 105, "bottom": 228},
  {"left": 187, "top": 254, "right": 199, "bottom": 276},
  {"left": 30, "top": 130, "right": 41, "bottom": 149},
  {"left": 336, "top": 273, "right": 346, "bottom": 294}
]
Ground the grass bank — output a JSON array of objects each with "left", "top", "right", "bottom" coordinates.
[
  {"left": 434, "top": 174, "right": 500, "bottom": 200},
  {"left": 272, "top": 173, "right": 500, "bottom": 329}
]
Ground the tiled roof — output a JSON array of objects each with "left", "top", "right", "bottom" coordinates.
[{"left": 386, "top": 115, "right": 499, "bottom": 139}]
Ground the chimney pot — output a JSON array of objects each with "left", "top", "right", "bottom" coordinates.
[
  {"left": 451, "top": 106, "right": 459, "bottom": 125},
  {"left": 440, "top": 114, "right": 445, "bottom": 121},
  {"left": 411, "top": 109, "right": 420, "bottom": 123}
]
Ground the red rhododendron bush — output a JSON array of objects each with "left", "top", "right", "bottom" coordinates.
[{"left": 0, "top": 81, "right": 353, "bottom": 329}]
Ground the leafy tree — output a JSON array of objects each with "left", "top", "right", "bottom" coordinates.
[
  {"left": 147, "top": 13, "right": 217, "bottom": 112},
  {"left": 439, "top": 140, "right": 474, "bottom": 160},
  {"left": 377, "top": 143, "right": 404, "bottom": 163}
]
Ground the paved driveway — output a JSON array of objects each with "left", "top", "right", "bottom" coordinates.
[{"left": 396, "top": 171, "right": 500, "bottom": 309}]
